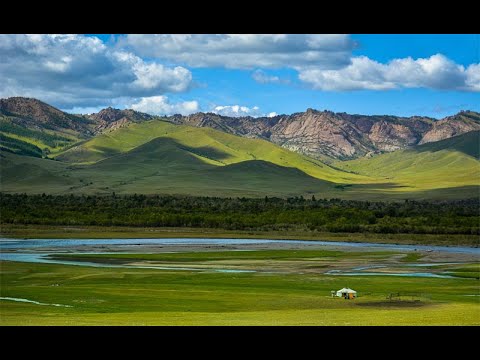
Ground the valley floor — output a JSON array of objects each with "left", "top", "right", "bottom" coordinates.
[{"left": 1, "top": 246, "right": 479, "bottom": 326}]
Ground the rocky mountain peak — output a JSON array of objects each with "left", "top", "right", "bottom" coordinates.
[
  {"left": 164, "top": 108, "right": 480, "bottom": 160},
  {"left": 0, "top": 97, "right": 93, "bottom": 135},
  {"left": 2, "top": 97, "right": 479, "bottom": 161},
  {"left": 0, "top": 97, "right": 69, "bottom": 122},
  {"left": 89, "top": 107, "right": 125, "bottom": 123},
  {"left": 85, "top": 107, "right": 155, "bottom": 134}
]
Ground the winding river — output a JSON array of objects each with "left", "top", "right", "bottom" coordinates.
[{"left": 1, "top": 238, "right": 478, "bottom": 278}]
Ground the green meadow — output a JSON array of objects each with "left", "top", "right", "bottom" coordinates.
[{"left": 1, "top": 250, "right": 479, "bottom": 326}]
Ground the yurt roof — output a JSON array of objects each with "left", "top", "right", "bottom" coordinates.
[{"left": 337, "top": 288, "right": 357, "bottom": 293}]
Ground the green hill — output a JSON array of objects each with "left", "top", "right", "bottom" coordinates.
[
  {"left": 2, "top": 118, "right": 479, "bottom": 200},
  {"left": 56, "top": 119, "right": 372, "bottom": 184},
  {"left": 0, "top": 142, "right": 332, "bottom": 198},
  {"left": 0, "top": 98, "right": 92, "bottom": 157},
  {"left": 66, "top": 136, "right": 334, "bottom": 197},
  {"left": 334, "top": 131, "right": 480, "bottom": 195},
  {"left": 416, "top": 130, "right": 480, "bottom": 159}
]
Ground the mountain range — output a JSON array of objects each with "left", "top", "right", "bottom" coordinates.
[
  {"left": 169, "top": 109, "right": 480, "bottom": 160},
  {"left": 1, "top": 97, "right": 479, "bottom": 200},
  {"left": 2, "top": 97, "right": 480, "bottom": 160}
]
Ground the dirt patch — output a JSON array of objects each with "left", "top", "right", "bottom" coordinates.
[{"left": 356, "top": 300, "right": 429, "bottom": 308}]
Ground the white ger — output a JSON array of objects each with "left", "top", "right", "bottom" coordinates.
[{"left": 336, "top": 288, "right": 357, "bottom": 299}]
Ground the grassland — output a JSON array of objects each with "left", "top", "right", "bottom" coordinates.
[{"left": 1, "top": 249, "right": 478, "bottom": 325}]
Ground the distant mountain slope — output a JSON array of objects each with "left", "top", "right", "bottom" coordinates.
[
  {"left": 416, "top": 130, "right": 480, "bottom": 159},
  {"left": 333, "top": 131, "right": 480, "bottom": 191},
  {"left": 0, "top": 140, "right": 334, "bottom": 198},
  {"left": 0, "top": 98, "right": 158, "bottom": 157},
  {"left": 87, "top": 107, "right": 155, "bottom": 134},
  {"left": 0, "top": 97, "right": 94, "bottom": 135},
  {"left": 168, "top": 109, "right": 480, "bottom": 160},
  {"left": 2, "top": 97, "right": 479, "bottom": 161},
  {"left": 419, "top": 111, "right": 480, "bottom": 144},
  {"left": 0, "top": 97, "right": 94, "bottom": 157},
  {"left": 2, "top": 144, "right": 477, "bottom": 200},
  {"left": 55, "top": 118, "right": 372, "bottom": 184}
]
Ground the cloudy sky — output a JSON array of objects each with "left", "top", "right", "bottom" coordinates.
[{"left": 1, "top": 34, "right": 479, "bottom": 118}]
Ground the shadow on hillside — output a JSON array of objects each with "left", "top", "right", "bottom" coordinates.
[
  {"left": 413, "top": 131, "right": 480, "bottom": 159},
  {"left": 126, "top": 137, "right": 231, "bottom": 162}
]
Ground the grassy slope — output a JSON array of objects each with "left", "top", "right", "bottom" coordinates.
[
  {"left": 56, "top": 119, "right": 371, "bottom": 184},
  {"left": 1, "top": 119, "right": 479, "bottom": 199},
  {"left": 0, "top": 119, "right": 376, "bottom": 198},
  {"left": 0, "top": 144, "right": 335, "bottom": 197},
  {"left": 0, "top": 116, "right": 80, "bottom": 155},
  {"left": 334, "top": 131, "right": 480, "bottom": 193},
  {"left": 0, "top": 152, "right": 77, "bottom": 193},
  {"left": 1, "top": 255, "right": 478, "bottom": 325},
  {"left": 417, "top": 130, "right": 480, "bottom": 159}
]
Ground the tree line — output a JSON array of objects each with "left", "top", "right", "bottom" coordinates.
[{"left": 0, "top": 193, "right": 478, "bottom": 235}]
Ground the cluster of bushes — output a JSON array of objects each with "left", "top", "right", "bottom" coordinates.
[{"left": 1, "top": 193, "right": 478, "bottom": 235}]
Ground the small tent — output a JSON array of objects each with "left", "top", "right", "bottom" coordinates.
[{"left": 336, "top": 288, "right": 357, "bottom": 299}]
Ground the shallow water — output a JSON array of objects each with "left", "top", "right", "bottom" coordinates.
[
  {"left": 406, "top": 262, "right": 463, "bottom": 267},
  {"left": 352, "top": 265, "right": 387, "bottom": 271},
  {"left": 1, "top": 237, "right": 478, "bottom": 254},
  {"left": 1, "top": 237, "right": 478, "bottom": 277},
  {"left": 0, "top": 253, "right": 256, "bottom": 273},
  {"left": 325, "top": 271, "right": 455, "bottom": 279},
  {"left": 0, "top": 296, "right": 72, "bottom": 307}
]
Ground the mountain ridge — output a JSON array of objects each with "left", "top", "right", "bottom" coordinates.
[
  {"left": 1, "top": 96, "right": 479, "bottom": 161},
  {"left": 1, "top": 99, "right": 479, "bottom": 200},
  {"left": 166, "top": 109, "right": 480, "bottom": 160}
]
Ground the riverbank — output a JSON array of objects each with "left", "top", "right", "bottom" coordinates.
[{"left": 1, "top": 224, "right": 478, "bottom": 247}]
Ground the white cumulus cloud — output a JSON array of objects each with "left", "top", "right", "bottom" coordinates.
[
  {"left": 212, "top": 105, "right": 277, "bottom": 118},
  {"left": 298, "top": 54, "right": 480, "bottom": 92},
  {"left": 119, "top": 34, "right": 354, "bottom": 70},
  {"left": 130, "top": 96, "right": 199, "bottom": 115},
  {"left": 465, "top": 63, "right": 480, "bottom": 91},
  {"left": 0, "top": 34, "right": 193, "bottom": 108}
]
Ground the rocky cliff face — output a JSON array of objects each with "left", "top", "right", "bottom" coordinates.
[
  {"left": 2, "top": 97, "right": 479, "bottom": 160},
  {"left": 419, "top": 111, "right": 480, "bottom": 144},
  {"left": 266, "top": 110, "right": 371, "bottom": 159},
  {"left": 165, "top": 109, "right": 480, "bottom": 160},
  {"left": 87, "top": 107, "right": 154, "bottom": 133},
  {"left": 0, "top": 97, "right": 94, "bottom": 135}
]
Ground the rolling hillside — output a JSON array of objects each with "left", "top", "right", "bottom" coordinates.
[
  {"left": 2, "top": 120, "right": 479, "bottom": 200},
  {"left": 0, "top": 143, "right": 334, "bottom": 198},
  {"left": 2, "top": 97, "right": 479, "bottom": 161},
  {"left": 56, "top": 119, "right": 372, "bottom": 184},
  {"left": 168, "top": 109, "right": 480, "bottom": 160},
  {"left": 1, "top": 97, "right": 479, "bottom": 200},
  {"left": 0, "top": 98, "right": 155, "bottom": 158},
  {"left": 0, "top": 98, "right": 90, "bottom": 157},
  {"left": 334, "top": 131, "right": 480, "bottom": 194}
]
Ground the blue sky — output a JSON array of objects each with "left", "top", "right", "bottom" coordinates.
[{"left": 1, "top": 34, "right": 479, "bottom": 118}]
